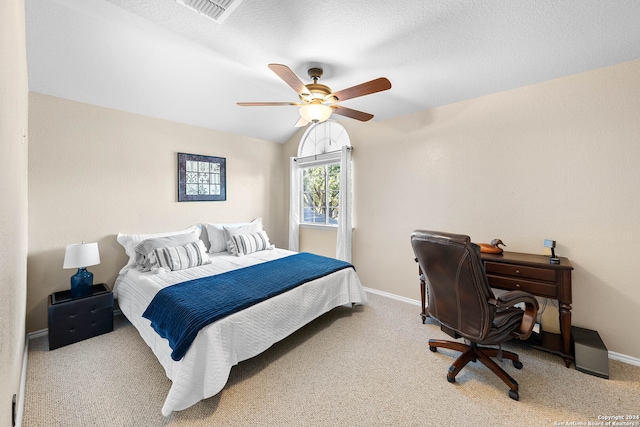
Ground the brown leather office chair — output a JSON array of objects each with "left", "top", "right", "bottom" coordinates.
[{"left": 410, "top": 230, "right": 539, "bottom": 400}]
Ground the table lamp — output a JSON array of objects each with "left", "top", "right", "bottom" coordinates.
[{"left": 63, "top": 241, "right": 101, "bottom": 298}]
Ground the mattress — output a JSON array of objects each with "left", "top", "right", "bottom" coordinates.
[{"left": 114, "top": 248, "right": 367, "bottom": 416}]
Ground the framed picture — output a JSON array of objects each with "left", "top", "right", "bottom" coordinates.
[{"left": 178, "top": 152, "right": 226, "bottom": 201}]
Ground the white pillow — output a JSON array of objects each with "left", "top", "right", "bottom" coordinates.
[
  {"left": 116, "top": 225, "right": 201, "bottom": 275},
  {"left": 227, "top": 230, "right": 274, "bottom": 256},
  {"left": 134, "top": 229, "right": 201, "bottom": 271},
  {"left": 154, "top": 240, "right": 210, "bottom": 271},
  {"left": 205, "top": 218, "right": 263, "bottom": 253},
  {"left": 224, "top": 218, "right": 263, "bottom": 240}
]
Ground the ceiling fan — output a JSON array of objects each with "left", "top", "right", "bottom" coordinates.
[{"left": 237, "top": 64, "right": 392, "bottom": 127}]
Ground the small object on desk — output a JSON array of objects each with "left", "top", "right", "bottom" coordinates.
[
  {"left": 544, "top": 239, "right": 561, "bottom": 264},
  {"left": 478, "top": 238, "right": 506, "bottom": 254}
]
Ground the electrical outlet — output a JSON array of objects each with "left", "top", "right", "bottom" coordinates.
[{"left": 12, "top": 394, "right": 16, "bottom": 426}]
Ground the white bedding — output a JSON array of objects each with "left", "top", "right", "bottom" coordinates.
[{"left": 114, "top": 248, "right": 367, "bottom": 416}]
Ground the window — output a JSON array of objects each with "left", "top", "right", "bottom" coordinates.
[
  {"left": 301, "top": 162, "right": 340, "bottom": 225},
  {"left": 290, "top": 119, "right": 352, "bottom": 254}
]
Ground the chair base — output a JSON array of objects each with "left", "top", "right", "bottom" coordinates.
[{"left": 428, "top": 338, "right": 522, "bottom": 401}]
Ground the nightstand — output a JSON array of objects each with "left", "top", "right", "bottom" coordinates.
[{"left": 48, "top": 283, "right": 114, "bottom": 350}]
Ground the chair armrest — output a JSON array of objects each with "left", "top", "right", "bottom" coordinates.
[
  {"left": 495, "top": 290, "right": 538, "bottom": 308},
  {"left": 492, "top": 291, "right": 539, "bottom": 340}
]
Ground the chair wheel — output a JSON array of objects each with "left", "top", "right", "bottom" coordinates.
[
  {"left": 447, "top": 374, "right": 456, "bottom": 383},
  {"left": 513, "top": 360, "right": 523, "bottom": 369},
  {"left": 429, "top": 346, "right": 437, "bottom": 352},
  {"left": 509, "top": 390, "right": 519, "bottom": 401}
]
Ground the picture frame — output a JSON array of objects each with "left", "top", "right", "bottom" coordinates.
[{"left": 178, "top": 152, "right": 226, "bottom": 202}]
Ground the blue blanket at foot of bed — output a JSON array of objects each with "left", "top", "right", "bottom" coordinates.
[{"left": 142, "top": 252, "right": 354, "bottom": 361}]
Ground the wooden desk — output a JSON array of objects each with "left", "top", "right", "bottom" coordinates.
[{"left": 418, "top": 251, "right": 574, "bottom": 367}]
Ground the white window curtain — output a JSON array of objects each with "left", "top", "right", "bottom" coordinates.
[
  {"left": 288, "top": 157, "right": 300, "bottom": 251},
  {"left": 336, "top": 145, "right": 352, "bottom": 262}
]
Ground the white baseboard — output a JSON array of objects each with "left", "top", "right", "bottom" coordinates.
[
  {"left": 363, "top": 287, "right": 640, "bottom": 368},
  {"left": 26, "top": 328, "right": 47, "bottom": 340},
  {"left": 364, "top": 287, "right": 421, "bottom": 306},
  {"left": 609, "top": 351, "right": 640, "bottom": 367}
]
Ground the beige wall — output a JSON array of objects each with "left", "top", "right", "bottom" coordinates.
[
  {"left": 300, "top": 227, "right": 337, "bottom": 257},
  {"left": 0, "top": 0, "right": 29, "bottom": 425},
  {"left": 27, "top": 93, "right": 286, "bottom": 332},
  {"left": 286, "top": 59, "right": 640, "bottom": 360}
]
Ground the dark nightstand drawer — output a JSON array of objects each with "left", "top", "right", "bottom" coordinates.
[{"left": 48, "top": 284, "right": 114, "bottom": 350}]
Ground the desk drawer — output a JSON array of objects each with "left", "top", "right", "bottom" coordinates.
[
  {"left": 485, "top": 262, "right": 556, "bottom": 282},
  {"left": 487, "top": 275, "right": 557, "bottom": 298}
]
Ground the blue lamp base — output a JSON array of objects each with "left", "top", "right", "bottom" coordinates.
[{"left": 70, "top": 267, "right": 94, "bottom": 298}]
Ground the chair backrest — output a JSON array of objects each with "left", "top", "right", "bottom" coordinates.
[{"left": 411, "top": 230, "right": 496, "bottom": 342}]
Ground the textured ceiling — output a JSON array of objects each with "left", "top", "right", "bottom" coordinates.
[{"left": 25, "top": 0, "right": 640, "bottom": 143}]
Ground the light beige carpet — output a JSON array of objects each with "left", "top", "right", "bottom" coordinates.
[{"left": 23, "top": 293, "right": 640, "bottom": 426}]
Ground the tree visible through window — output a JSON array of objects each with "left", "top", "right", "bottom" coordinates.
[{"left": 302, "top": 163, "right": 340, "bottom": 225}]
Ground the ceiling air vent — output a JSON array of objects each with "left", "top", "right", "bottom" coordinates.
[{"left": 176, "top": 0, "right": 244, "bottom": 24}]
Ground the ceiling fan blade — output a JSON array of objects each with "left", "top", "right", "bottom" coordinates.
[
  {"left": 268, "top": 64, "right": 310, "bottom": 96},
  {"left": 330, "top": 77, "right": 391, "bottom": 102},
  {"left": 237, "top": 102, "right": 299, "bottom": 106},
  {"left": 332, "top": 105, "right": 374, "bottom": 122},
  {"left": 294, "top": 117, "right": 309, "bottom": 127}
]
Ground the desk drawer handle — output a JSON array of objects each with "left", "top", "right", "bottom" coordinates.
[
  {"left": 515, "top": 283, "right": 521, "bottom": 288},
  {"left": 515, "top": 269, "right": 521, "bottom": 274}
]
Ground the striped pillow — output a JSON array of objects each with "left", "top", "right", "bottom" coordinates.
[
  {"left": 134, "top": 228, "right": 201, "bottom": 271},
  {"left": 227, "top": 231, "right": 274, "bottom": 256},
  {"left": 153, "top": 240, "right": 210, "bottom": 271}
]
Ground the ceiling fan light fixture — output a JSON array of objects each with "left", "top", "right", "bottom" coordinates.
[{"left": 299, "top": 103, "right": 333, "bottom": 124}]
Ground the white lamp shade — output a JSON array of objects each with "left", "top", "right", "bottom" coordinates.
[
  {"left": 63, "top": 242, "right": 101, "bottom": 269},
  {"left": 299, "top": 103, "right": 332, "bottom": 123}
]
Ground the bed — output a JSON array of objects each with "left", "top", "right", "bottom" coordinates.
[{"left": 113, "top": 221, "right": 367, "bottom": 416}]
